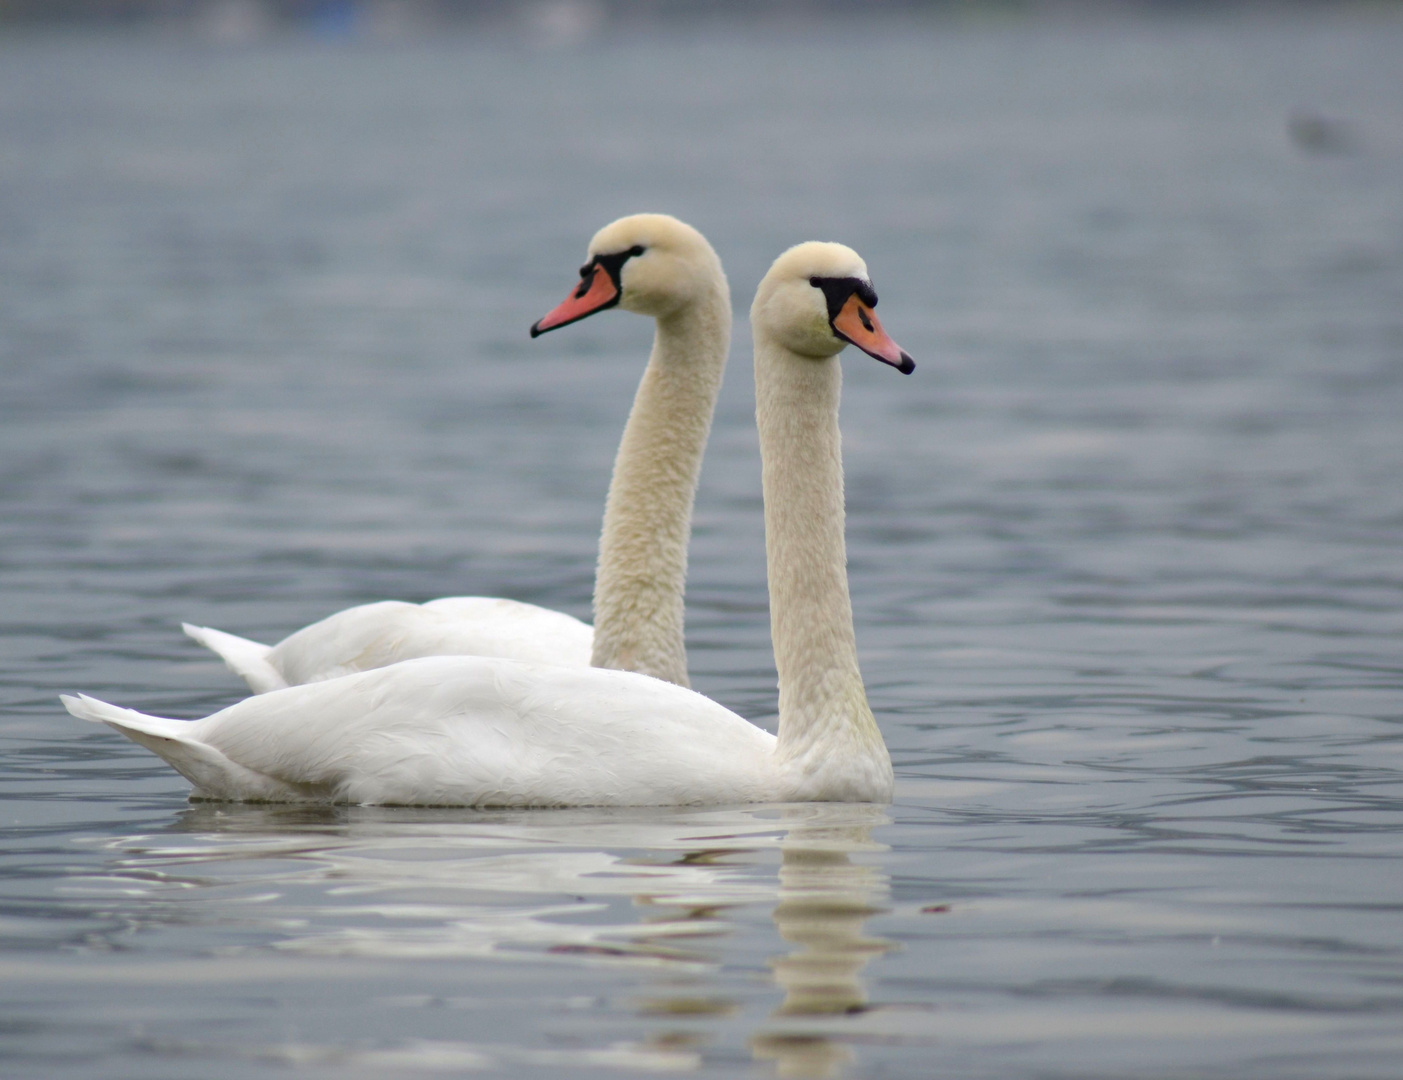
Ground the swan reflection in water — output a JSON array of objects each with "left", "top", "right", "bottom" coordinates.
[
  {"left": 95, "top": 801, "right": 893, "bottom": 1076},
  {"left": 751, "top": 806, "right": 893, "bottom": 1078}
]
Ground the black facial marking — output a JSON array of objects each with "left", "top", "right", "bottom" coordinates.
[
  {"left": 592, "top": 244, "right": 647, "bottom": 291},
  {"left": 809, "top": 273, "right": 915, "bottom": 374},
  {"left": 809, "top": 276, "right": 878, "bottom": 320}
]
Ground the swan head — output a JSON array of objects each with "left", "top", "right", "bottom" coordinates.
[
  {"left": 751, "top": 241, "right": 914, "bottom": 374},
  {"left": 530, "top": 213, "right": 725, "bottom": 336}
]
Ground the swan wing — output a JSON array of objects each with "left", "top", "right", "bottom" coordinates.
[
  {"left": 69, "top": 656, "right": 776, "bottom": 807},
  {"left": 417, "top": 597, "right": 594, "bottom": 666},
  {"left": 190, "top": 599, "right": 595, "bottom": 693}
]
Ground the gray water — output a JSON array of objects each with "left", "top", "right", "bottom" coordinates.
[{"left": 3, "top": 9, "right": 1403, "bottom": 1078}]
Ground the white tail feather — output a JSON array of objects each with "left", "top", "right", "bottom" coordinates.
[
  {"left": 182, "top": 623, "right": 287, "bottom": 694},
  {"left": 60, "top": 693, "right": 317, "bottom": 802},
  {"left": 61, "top": 693, "right": 187, "bottom": 739}
]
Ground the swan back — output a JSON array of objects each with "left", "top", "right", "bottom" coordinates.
[{"left": 68, "top": 657, "right": 777, "bottom": 806}]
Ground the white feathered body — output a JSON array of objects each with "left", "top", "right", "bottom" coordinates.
[
  {"left": 185, "top": 598, "right": 594, "bottom": 694},
  {"left": 65, "top": 656, "right": 785, "bottom": 806}
]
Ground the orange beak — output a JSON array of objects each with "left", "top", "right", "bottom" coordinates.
[
  {"left": 831, "top": 294, "right": 914, "bottom": 374},
  {"left": 530, "top": 265, "right": 621, "bottom": 337}
]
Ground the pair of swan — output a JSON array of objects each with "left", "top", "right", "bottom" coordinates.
[{"left": 64, "top": 216, "right": 915, "bottom": 807}]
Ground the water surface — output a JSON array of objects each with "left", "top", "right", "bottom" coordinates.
[{"left": 2, "top": 10, "right": 1402, "bottom": 1078}]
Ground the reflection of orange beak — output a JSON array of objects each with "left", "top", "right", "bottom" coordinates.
[
  {"left": 530, "top": 265, "right": 621, "bottom": 337},
  {"left": 831, "top": 294, "right": 915, "bottom": 374}
]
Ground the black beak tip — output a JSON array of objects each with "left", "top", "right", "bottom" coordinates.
[
  {"left": 897, "top": 352, "right": 915, "bottom": 375},
  {"left": 529, "top": 321, "right": 543, "bottom": 339}
]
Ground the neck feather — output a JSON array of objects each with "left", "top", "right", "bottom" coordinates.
[
  {"left": 591, "top": 288, "right": 730, "bottom": 687},
  {"left": 754, "top": 337, "right": 892, "bottom": 798}
]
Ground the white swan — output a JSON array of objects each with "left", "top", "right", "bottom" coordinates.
[
  {"left": 184, "top": 213, "right": 730, "bottom": 692},
  {"left": 63, "top": 241, "right": 913, "bottom": 806}
]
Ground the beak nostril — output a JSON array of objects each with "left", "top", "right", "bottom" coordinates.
[{"left": 859, "top": 308, "right": 873, "bottom": 332}]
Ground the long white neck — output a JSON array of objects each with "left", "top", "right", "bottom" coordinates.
[
  {"left": 755, "top": 336, "right": 893, "bottom": 800},
  {"left": 591, "top": 287, "right": 731, "bottom": 688}
]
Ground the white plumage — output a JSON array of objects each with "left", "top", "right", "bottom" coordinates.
[
  {"left": 64, "top": 656, "right": 773, "bottom": 805},
  {"left": 66, "top": 241, "right": 909, "bottom": 807},
  {"left": 184, "top": 598, "right": 592, "bottom": 694}
]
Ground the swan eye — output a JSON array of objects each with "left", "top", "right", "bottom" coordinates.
[
  {"left": 627, "top": 245, "right": 646, "bottom": 257},
  {"left": 574, "top": 267, "right": 598, "bottom": 299},
  {"left": 809, "top": 277, "right": 820, "bottom": 288}
]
